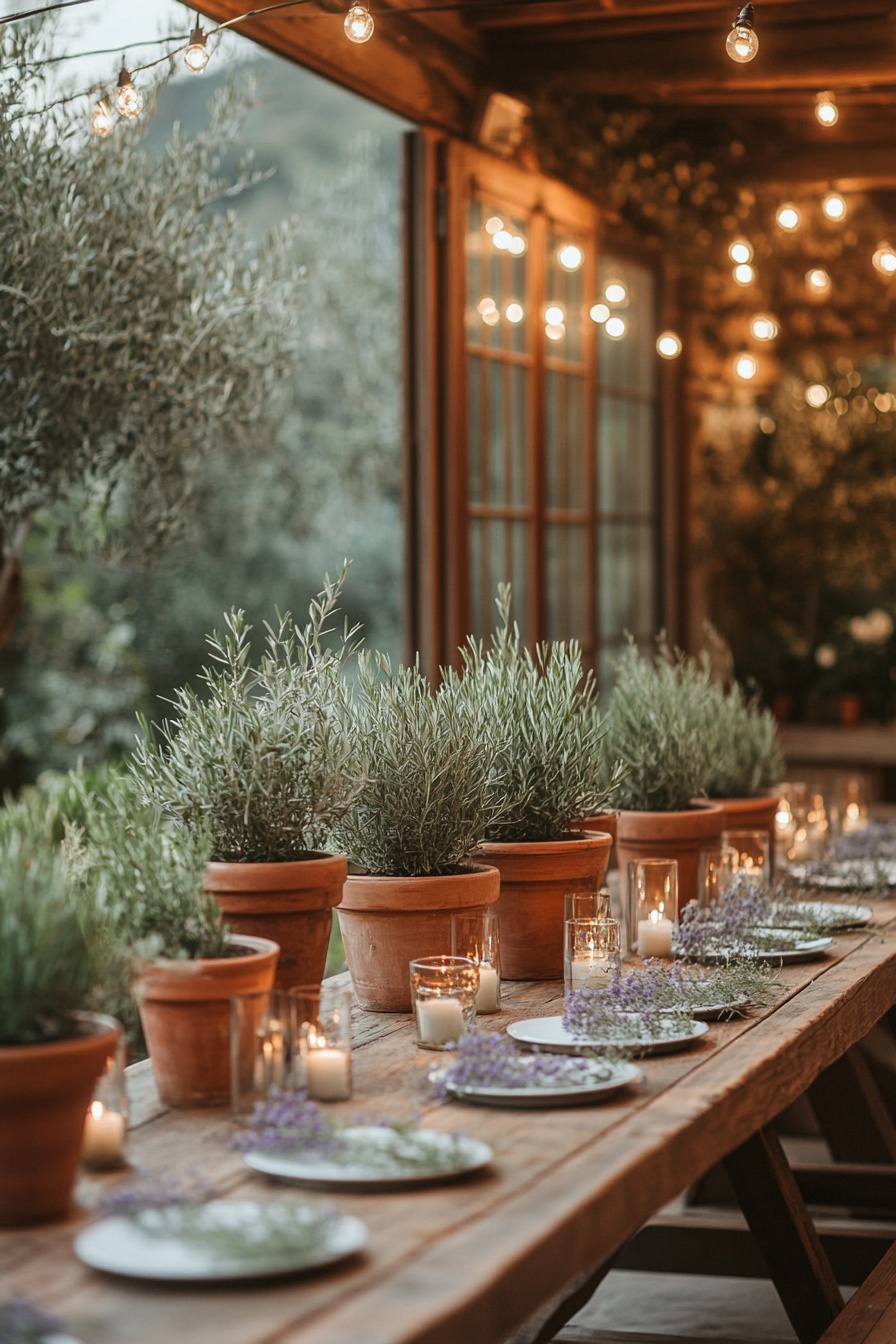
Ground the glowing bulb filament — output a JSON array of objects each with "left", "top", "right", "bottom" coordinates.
[
  {"left": 726, "top": 4, "right": 759, "bottom": 62},
  {"left": 114, "top": 67, "right": 143, "bottom": 119},
  {"left": 656, "top": 330, "right": 682, "bottom": 359},
  {"left": 344, "top": 3, "right": 375, "bottom": 42},
  {"left": 90, "top": 97, "right": 114, "bottom": 137},
  {"left": 815, "top": 91, "right": 839, "bottom": 126},
  {"left": 184, "top": 27, "right": 210, "bottom": 73}
]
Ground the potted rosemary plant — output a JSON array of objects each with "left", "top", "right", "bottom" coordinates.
[
  {"left": 460, "top": 589, "right": 620, "bottom": 981},
  {"left": 131, "top": 568, "right": 359, "bottom": 994},
  {"left": 0, "top": 796, "right": 120, "bottom": 1226},
  {"left": 73, "top": 778, "right": 278, "bottom": 1109},
  {"left": 331, "top": 654, "right": 505, "bottom": 1012},
  {"left": 603, "top": 637, "right": 724, "bottom": 906},
  {"left": 705, "top": 677, "right": 784, "bottom": 849}
]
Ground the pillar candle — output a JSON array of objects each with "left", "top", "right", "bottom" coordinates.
[
  {"left": 475, "top": 963, "right": 499, "bottom": 1013},
  {"left": 306, "top": 1046, "right": 351, "bottom": 1102},
  {"left": 82, "top": 1101, "right": 126, "bottom": 1169},
  {"left": 637, "top": 912, "right": 674, "bottom": 958},
  {"left": 416, "top": 996, "right": 465, "bottom": 1045}
]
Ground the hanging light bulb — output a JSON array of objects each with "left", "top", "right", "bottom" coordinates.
[
  {"left": 815, "top": 91, "right": 838, "bottom": 126},
  {"left": 726, "top": 3, "right": 759, "bottom": 62},
  {"left": 750, "top": 313, "right": 778, "bottom": 341},
  {"left": 728, "top": 238, "right": 753, "bottom": 264},
  {"left": 822, "top": 191, "right": 847, "bottom": 222},
  {"left": 733, "top": 262, "right": 756, "bottom": 286},
  {"left": 558, "top": 244, "right": 584, "bottom": 271},
  {"left": 113, "top": 66, "right": 143, "bottom": 119},
  {"left": 806, "top": 267, "right": 831, "bottom": 296},
  {"left": 735, "top": 352, "right": 757, "bottom": 380},
  {"left": 873, "top": 243, "right": 896, "bottom": 275},
  {"left": 775, "top": 203, "right": 801, "bottom": 232},
  {"left": 344, "top": 3, "right": 375, "bottom": 43},
  {"left": 184, "top": 26, "right": 210, "bottom": 73},
  {"left": 656, "top": 330, "right": 682, "bottom": 359},
  {"left": 90, "top": 97, "right": 114, "bottom": 137}
]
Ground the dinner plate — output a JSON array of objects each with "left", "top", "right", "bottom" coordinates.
[
  {"left": 506, "top": 1015, "right": 709, "bottom": 1057},
  {"left": 429, "top": 1058, "right": 643, "bottom": 1108},
  {"left": 74, "top": 1200, "right": 367, "bottom": 1282},
  {"left": 244, "top": 1127, "right": 493, "bottom": 1190},
  {"left": 766, "top": 900, "right": 873, "bottom": 932},
  {"left": 697, "top": 932, "right": 833, "bottom": 965},
  {"left": 664, "top": 993, "right": 751, "bottom": 1021},
  {"left": 788, "top": 859, "right": 896, "bottom": 891}
]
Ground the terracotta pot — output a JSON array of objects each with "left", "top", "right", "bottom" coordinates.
[
  {"left": 338, "top": 864, "right": 500, "bottom": 1012},
  {"left": 837, "top": 693, "right": 863, "bottom": 727},
  {"left": 0, "top": 1013, "right": 120, "bottom": 1227},
  {"left": 475, "top": 831, "right": 613, "bottom": 981},
  {"left": 711, "top": 792, "right": 780, "bottom": 876},
  {"left": 616, "top": 803, "right": 724, "bottom": 910},
  {"left": 204, "top": 853, "right": 346, "bottom": 993},
  {"left": 136, "top": 935, "right": 279, "bottom": 1108},
  {"left": 577, "top": 810, "right": 618, "bottom": 871}
]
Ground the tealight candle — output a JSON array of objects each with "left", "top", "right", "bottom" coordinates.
[
  {"left": 416, "top": 996, "right": 465, "bottom": 1045},
  {"left": 306, "top": 1043, "right": 351, "bottom": 1102},
  {"left": 475, "top": 963, "right": 499, "bottom": 1013},
  {"left": 637, "top": 910, "right": 674, "bottom": 958},
  {"left": 82, "top": 1100, "right": 126, "bottom": 1170},
  {"left": 569, "top": 955, "right": 615, "bottom": 992}
]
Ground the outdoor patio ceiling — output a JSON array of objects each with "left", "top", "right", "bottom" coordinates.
[{"left": 197, "top": 0, "right": 896, "bottom": 188}]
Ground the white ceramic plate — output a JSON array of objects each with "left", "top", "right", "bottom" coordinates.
[
  {"left": 74, "top": 1200, "right": 367, "bottom": 1282},
  {"left": 429, "top": 1058, "right": 643, "bottom": 1108},
  {"left": 788, "top": 860, "right": 896, "bottom": 891},
  {"left": 244, "top": 1127, "right": 493, "bottom": 1190},
  {"left": 766, "top": 900, "right": 873, "bottom": 932},
  {"left": 696, "top": 932, "right": 834, "bottom": 965},
  {"left": 663, "top": 994, "right": 751, "bottom": 1021},
  {"left": 506, "top": 1015, "right": 709, "bottom": 1057}
]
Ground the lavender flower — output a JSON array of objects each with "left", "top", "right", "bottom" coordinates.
[
  {"left": 432, "top": 1032, "right": 616, "bottom": 1096},
  {"left": 99, "top": 1170, "right": 221, "bottom": 1215},
  {"left": 0, "top": 1297, "right": 74, "bottom": 1344},
  {"left": 231, "top": 1088, "right": 347, "bottom": 1157}
]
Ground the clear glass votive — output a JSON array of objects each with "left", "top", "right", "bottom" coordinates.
[
  {"left": 231, "top": 988, "right": 300, "bottom": 1118},
  {"left": 564, "top": 889, "right": 611, "bottom": 922},
  {"left": 300, "top": 983, "right": 353, "bottom": 1103},
  {"left": 409, "top": 955, "right": 478, "bottom": 1050},
  {"left": 721, "top": 829, "right": 770, "bottom": 884},
  {"left": 627, "top": 859, "right": 679, "bottom": 958},
  {"left": 82, "top": 1027, "right": 128, "bottom": 1170},
  {"left": 564, "top": 917, "right": 621, "bottom": 995},
  {"left": 451, "top": 910, "right": 501, "bottom": 1013},
  {"left": 835, "top": 773, "right": 870, "bottom": 835}
]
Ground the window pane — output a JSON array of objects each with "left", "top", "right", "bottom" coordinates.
[
  {"left": 598, "top": 396, "right": 655, "bottom": 515},
  {"left": 546, "top": 523, "right": 588, "bottom": 642},
  {"left": 599, "top": 522, "right": 657, "bottom": 644}
]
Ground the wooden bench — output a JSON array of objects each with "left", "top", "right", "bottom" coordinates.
[{"left": 819, "top": 1238, "right": 896, "bottom": 1342}]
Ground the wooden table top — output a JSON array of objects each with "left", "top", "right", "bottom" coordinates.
[{"left": 5, "top": 903, "right": 896, "bottom": 1344}]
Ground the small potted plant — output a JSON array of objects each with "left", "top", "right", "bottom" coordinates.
[
  {"left": 0, "top": 796, "right": 120, "bottom": 1226},
  {"left": 73, "top": 779, "right": 278, "bottom": 1109},
  {"left": 332, "top": 653, "right": 505, "bottom": 1012},
  {"left": 131, "top": 568, "right": 359, "bottom": 994},
  {"left": 705, "top": 678, "right": 784, "bottom": 850},
  {"left": 603, "top": 636, "right": 724, "bottom": 907},
  {"left": 460, "top": 588, "right": 620, "bottom": 981}
]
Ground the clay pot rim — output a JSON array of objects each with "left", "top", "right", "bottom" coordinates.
[
  {"left": 617, "top": 801, "right": 724, "bottom": 820},
  {"left": 0, "top": 1011, "right": 119, "bottom": 1059},
  {"left": 138, "top": 933, "right": 280, "bottom": 974},
  {"left": 204, "top": 852, "right": 347, "bottom": 892},
  {"left": 340, "top": 862, "right": 500, "bottom": 913},
  {"left": 476, "top": 829, "right": 613, "bottom": 856}
]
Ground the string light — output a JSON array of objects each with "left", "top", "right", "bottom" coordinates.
[
  {"left": 558, "top": 244, "right": 583, "bottom": 271},
  {"left": 726, "top": 3, "right": 759, "bottom": 63},
  {"left": 113, "top": 66, "right": 143, "bottom": 119},
  {"left": 545, "top": 323, "right": 566, "bottom": 341},
  {"left": 605, "top": 316, "right": 626, "bottom": 339},
  {"left": 589, "top": 303, "right": 610, "bottom": 324},
  {"left": 728, "top": 239, "right": 753, "bottom": 264},
  {"left": 775, "top": 203, "right": 801, "bottom": 232},
  {"left": 805, "top": 383, "right": 830, "bottom": 407},
  {"left": 750, "top": 313, "right": 778, "bottom": 340},
  {"left": 505, "top": 302, "right": 524, "bottom": 323},
  {"left": 735, "top": 353, "right": 757, "bottom": 379},
  {"left": 605, "top": 280, "right": 627, "bottom": 304},
  {"left": 544, "top": 305, "right": 565, "bottom": 325},
  {"left": 815, "top": 91, "right": 838, "bottom": 126},
  {"left": 873, "top": 244, "right": 896, "bottom": 275},
  {"left": 822, "top": 191, "right": 847, "bottom": 222},
  {"left": 656, "top": 331, "right": 682, "bottom": 359},
  {"left": 184, "top": 25, "right": 210, "bottom": 73},
  {"left": 344, "top": 3, "right": 375, "bottom": 43},
  {"left": 806, "top": 267, "right": 831, "bottom": 296},
  {"left": 89, "top": 96, "right": 114, "bottom": 137},
  {"left": 733, "top": 262, "right": 756, "bottom": 286}
]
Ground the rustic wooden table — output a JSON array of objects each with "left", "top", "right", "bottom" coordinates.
[{"left": 4, "top": 903, "right": 896, "bottom": 1344}]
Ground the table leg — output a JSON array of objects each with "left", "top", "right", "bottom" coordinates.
[
  {"left": 809, "top": 1045, "right": 896, "bottom": 1164},
  {"left": 723, "top": 1125, "right": 844, "bottom": 1344}
]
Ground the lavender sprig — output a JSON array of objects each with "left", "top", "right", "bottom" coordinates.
[
  {"left": 0, "top": 1297, "right": 76, "bottom": 1344},
  {"left": 122, "top": 1201, "right": 339, "bottom": 1264},
  {"left": 831, "top": 822, "right": 896, "bottom": 861},
  {"left": 675, "top": 874, "right": 818, "bottom": 959},
  {"left": 431, "top": 1033, "right": 619, "bottom": 1096},
  {"left": 563, "top": 960, "right": 773, "bottom": 1036},
  {"left": 99, "top": 1170, "right": 222, "bottom": 1216},
  {"left": 563, "top": 970, "right": 693, "bottom": 1041},
  {"left": 233, "top": 1089, "right": 472, "bottom": 1174}
]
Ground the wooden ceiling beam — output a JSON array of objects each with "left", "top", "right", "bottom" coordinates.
[
  {"left": 469, "top": 0, "right": 887, "bottom": 31},
  {"left": 195, "top": 0, "right": 487, "bottom": 135}
]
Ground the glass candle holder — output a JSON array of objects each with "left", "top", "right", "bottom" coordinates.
[
  {"left": 721, "top": 829, "right": 771, "bottom": 885},
  {"left": 627, "top": 859, "right": 678, "bottom": 958},
  {"left": 301, "top": 983, "right": 353, "bottom": 1103},
  {"left": 564, "top": 889, "right": 611, "bottom": 922},
  {"left": 564, "top": 917, "right": 621, "bottom": 995},
  {"left": 409, "top": 955, "right": 478, "bottom": 1050},
  {"left": 231, "top": 989, "right": 300, "bottom": 1118},
  {"left": 835, "top": 773, "right": 870, "bottom": 835},
  {"left": 82, "top": 1030, "right": 128, "bottom": 1170},
  {"left": 451, "top": 910, "right": 501, "bottom": 1013}
]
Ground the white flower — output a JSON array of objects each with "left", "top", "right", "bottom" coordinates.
[{"left": 815, "top": 643, "right": 838, "bottom": 669}]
